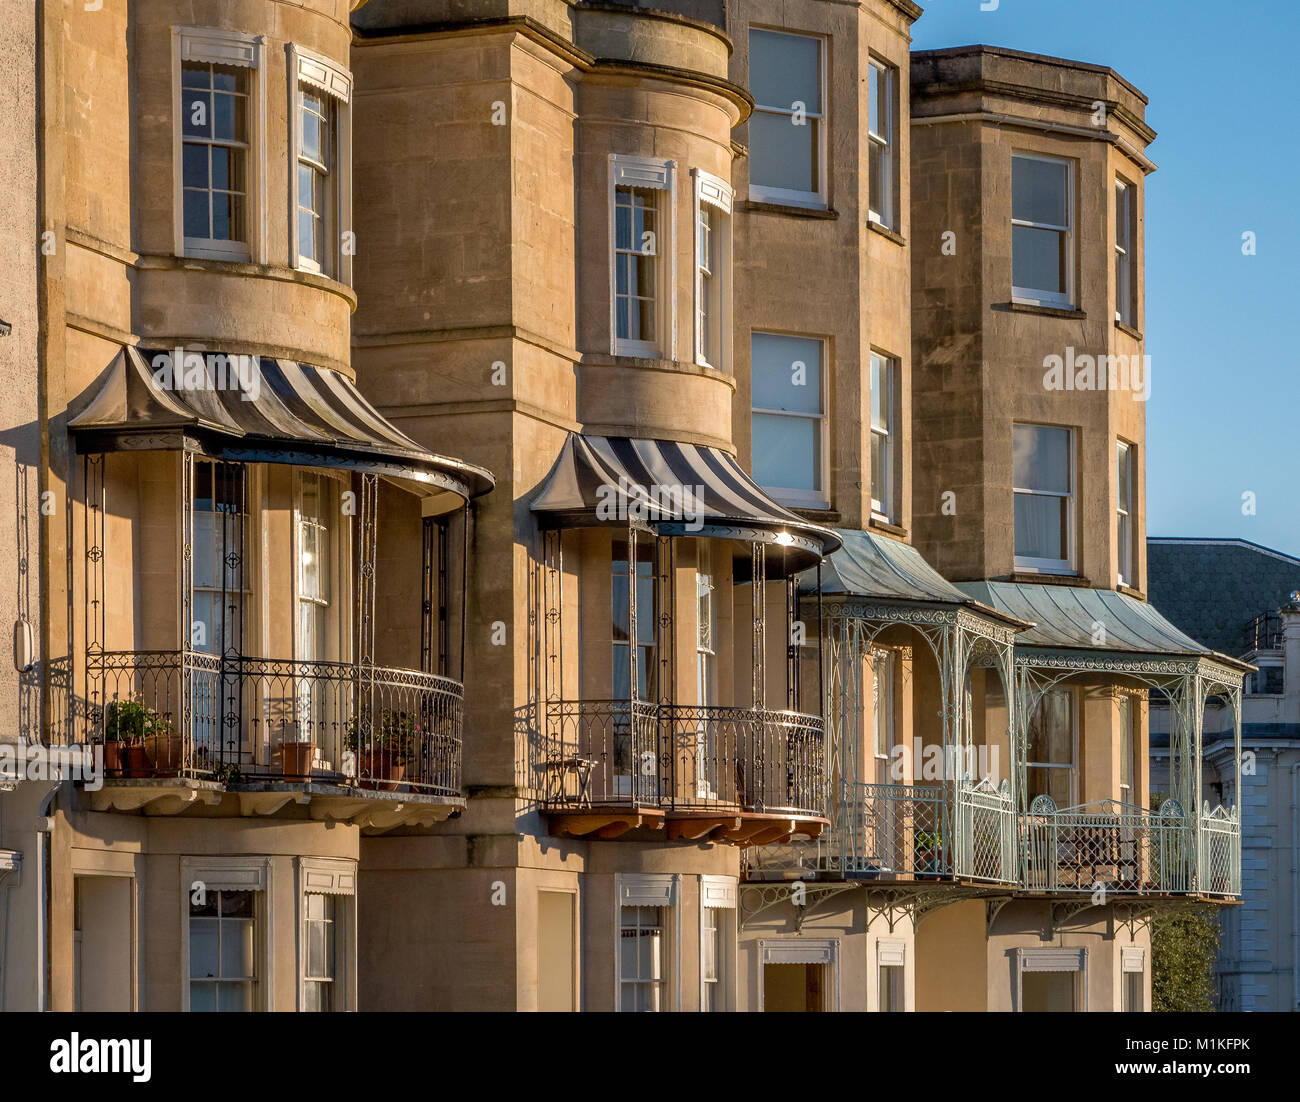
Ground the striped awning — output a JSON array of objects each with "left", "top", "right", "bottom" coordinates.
[
  {"left": 531, "top": 434, "right": 840, "bottom": 566},
  {"left": 68, "top": 346, "right": 493, "bottom": 506}
]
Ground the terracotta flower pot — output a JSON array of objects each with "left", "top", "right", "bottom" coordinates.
[
  {"left": 359, "top": 749, "right": 405, "bottom": 792},
  {"left": 281, "top": 741, "right": 316, "bottom": 779},
  {"left": 143, "top": 733, "right": 183, "bottom": 776},
  {"left": 124, "top": 745, "right": 150, "bottom": 779},
  {"left": 103, "top": 741, "right": 125, "bottom": 777}
]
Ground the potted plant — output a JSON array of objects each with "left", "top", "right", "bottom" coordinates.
[
  {"left": 141, "top": 712, "right": 181, "bottom": 777},
  {"left": 914, "top": 830, "right": 943, "bottom": 874},
  {"left": 279, "top": 726, "right": 316, "bottom": 780},
  {"left": 347, "top": 708, "right": 412, "bottom": 792},
  {"left": 105, "top": 694, "right": 166, "bottom": 778}
]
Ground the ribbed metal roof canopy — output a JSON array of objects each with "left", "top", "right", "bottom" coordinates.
[{"left": 68, "top": 346, "right": 494, "bottom": 507}]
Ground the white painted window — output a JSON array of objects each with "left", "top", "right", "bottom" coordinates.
[
  {"left": 699, "top": 875, "right": 737, "bottom": 1012},
  {"left": 1117, "top": 440, "right": 1134, "bottom": 586},
  {"left": 1115, "top": 178, "right": 1135, "bottom": 325},
  {"left": 868, "top": 60, "right": 898, "bottom": 229},
  {"left": 751, "top": 332, "right": 828, "bottom": 509},
  {"left": 173, "top": 28, "right": 265, "bottom": 262},
  {"left": 877, "top": 938, "right": 906, "bottom": 1012},
  {"left": 870, "top": 352, "right": 896, "bottom": 522},
  {"left": 1012, "top": 153, "right": 1074, "bottom": 308},
  {"left": 1118, "top": 692, "right": 1136, "bottom": 804},
  {"left": 1026, "top": 687, "right": 1077, "bottom": 807},
  {"left": 290, "top": 47, "right": 353, "bottom": 282},
  {"left": 748, "top": 29, "right": 826, "bottom": 208},
  {"left": 617, "top": 874, "right": 679, "bottom": 1012},
  {"left": 611, "top": 156, "right": 675, "bottom": 358},
  {"left": 1013, "top": 423, "right": 1075, "bottom": 574},
  {"left": 182, "top": 857, "right": 270, "bottom": 1012},
  {"left": 872, "top": 648, "right": 895, "bottom": 785},
  {"left": 1121, "top": 946, "right": 1145, "bottom": 1012},
  {"left": 1017, "top": 947, "right": 1087, "bottom": 1012},
  {"left": 693, "top": 170, "right": 733, "bottom": 372},
  {"left": 297, "top": 857, "right": 356, "bottom": 1012}
]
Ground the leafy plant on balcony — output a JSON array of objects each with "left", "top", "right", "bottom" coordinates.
[
  {"left": 345, "top": 706, "right": 415, "bottom": 763},
  {"left": 105, "top": 693, "right": 172, "bottom": 742}
]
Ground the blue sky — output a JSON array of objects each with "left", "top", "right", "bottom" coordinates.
[{"left": 911, "top": 0, "right": 1300, "bottom": 557}]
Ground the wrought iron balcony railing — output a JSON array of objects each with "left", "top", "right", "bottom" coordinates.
[
  {"left": 1021, "top": 797, "right": 1240, "bottom": 897},
  {"left": 745, "top": 778, "right": 1017, "bottom": 884},
  {"left": 1242, "top": 611, "right": 1284, "bottom": 653},
  {"left": 77, "top": 648, "right": 463, "bottom": 797},
  {"left": 535, "top": 699, "right": 827, "bottom": 819}
]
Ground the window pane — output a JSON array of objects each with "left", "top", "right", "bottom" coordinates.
[
  {"left": 1119, "top": 696, "right": 1134, "bottom": 790},
  {"left": 1117, "top": 445, "right": 1131, "bottom": 511},
  {"left": 189, "top": 919, "right": 219, "bottom": 978},
  {"left": 222, "top": 919, "right": 254, "bottom": 978},
  {"left": 871, "top": 431, "right": 888, "bottom": 511},
  {"left": 302, "top": 104, "right": 324, "bottom": 163},
  {"left": 752, "top": 334, "right": 821, "bottom": 413},
  {"left": 752, "top": 413, "right": 817, "bottom": 491},
  {"left": 189, "top": 983, "right": 217, "bottom": 1012},
  {"left": 182, "top": 90, "right": 212, "bottom": 139},
  {"left": 216, "top": 982, "right": 253, "bottom": 1013},
  {"left": 212, "top": 92, "right": 244, "bottom": 142},
  {"left": 868, "top": 142, "right": 884, "bottom": 219},
  {"left": 212, "top": 147, "right": 242, "bottom": 193},
  {"left": 749, "top": 31, "right": 821, "bottom": 111},
  {"left": 749, "top": 113, "right": 817, "bottom": 194},
  {"left": 181, "top": 63, "right": 210, "bottom": 91},
  {"left": 183, "top": 188, "right": 210, "bottom": 239},
  {"left": 869, "top": 63, "right": 886, "bottom": 138},
  {"left": 1013, "top": 425, "right": 1070, "bottom": 493},
  {"left": 1014, "top": 493, "right": 1068, "bottom": 562},
  {"left": 307, "top": 920, "right": 328, "bottom": 978},
  {"left": 1012, "top": 225, "right": 1067, "bottom": 295},
  {"left": 183, "top": 143, "right": 209, "bottom": 189},
  {"left": 870, "top": 356, "right": 889, "bottom": 431},
  {"left": 1012, "top": 156, "right": 1069, "bottom": 226}
]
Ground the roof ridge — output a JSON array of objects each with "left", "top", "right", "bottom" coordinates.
[{"left": 1149, "top": 536, "right": 1300, "bottom": 567}]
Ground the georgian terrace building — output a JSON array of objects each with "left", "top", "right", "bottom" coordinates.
[{"left": 1, "top": 0, "right": 1246, "bottom": 1013}]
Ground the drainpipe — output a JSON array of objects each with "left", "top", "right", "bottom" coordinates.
[{"left": 37, "top": 785, "right": 58, "bottom": 1013}]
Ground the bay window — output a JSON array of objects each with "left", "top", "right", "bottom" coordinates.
[
  {"left": 1115, "top": 178, "right": 1136, "bottom": 325},
  {"left": 291, "top": 48, "right": 353, "bottom": 281},
  {"left": 748, "top": 29, "right": 826, "bottom": 208},
  {"left": 751, "top": 332, "right": 828, "bottom": 509},
  {"left": 868, "top": 60, "right": 898, "bottom": 229},
  {"left": 870, "top": 352, "right": 896, "bottom": 522},
  {"left": 612, "top": 156, "right": 674, "bottom": 358},
  {"left": 694, "top": 170, "right": 733, "bottom": 372},
  {"left": 1013, "top": 423, "right": 1074, "bottom": 574},
  {"left": 1012, "top": 153, "right": 1073, "bottom": 307},
  {"left": 176, "top": 28, "right": 263, "bottom": 261},
  {"left": 1117, "top": 440, "right": 1134, "bottom": 586}
]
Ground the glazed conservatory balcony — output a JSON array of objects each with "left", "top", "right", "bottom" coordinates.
[
  {"left": 1020, "top": 796, "right": 1241, "bottom": 898},
  {"left": 747, "top": 778, "right": 1018, "bottom": 884},
  {"left": 73, "top": 648, "right": 464, "bottom": 826},
  {"left": 534, "top": 699, "right": 828, "bottom": 843}
]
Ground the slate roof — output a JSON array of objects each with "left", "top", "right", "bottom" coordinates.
[{"left": 1147, "top": 538, "right": 1300, "bottom": 658}]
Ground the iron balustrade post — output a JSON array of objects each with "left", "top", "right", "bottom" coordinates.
[{"left": 82, "top": 452, "right": 106, "bottom": 741}]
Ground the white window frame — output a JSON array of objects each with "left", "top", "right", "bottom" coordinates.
[
  {"left": 867, "top": 59, "right": 897, "bottom": 230},
  {"left": 870, "top": 352, "right": 896, "bottom": 522},
  {"left": 296, "top": 856, "right": 356, "bottom": 1012},
  {"left": 876, "top": 937, "right": 907, "bottom": 1012},
  {"left": 757, "top": 938, "right": 840, "bottom": 1011},
  {"left": 1118, "top": 691, "right": 1136, "bottom": 805},
  {"left": 1011, "top": 152, "right": 1074, "bottom": 309},
  {"left": 747, "top": 29, "right": 828, "bottom": 209},
  {"left": 1117, "top": 440, "right": 1134, "bottom": 587},
  {"left": 1115, "top": 177, "right": 1135, "bottom": 325},
  {"left": 610, "top": 155, "right": 676, "bottom": 359},
  {"left": 1120, "top": 946, "right": 1146, "bottom": 1012},
  {"left": 180, "top": 856, "right": 272, "bottom": 1012},
  {"left": 1016, "top": 947, "right": 1088, "bottom": 1012},
  {"left": 172, "top": 27, "right": 267, "bottom": 263},
  {"left": 698, "top": 875, "right": 737, "bottom": 1012},
  {"left": 288, "top": 44, "right": 353, "bottom": 284},
  {"left": 1013, "top": 423, "right": 1076, "bottom": 575},
  {"left": 693, "top": 169, "right": 733, "bottom": 372},
  {"left": 616, "top": 873, "right": 681, "bottom": 1012},
  {"left": 1026, "top": 686, "right": 1079, "bottom": 808},
  {"left": 750, "top": 331, "right": 830, "bottom": 510}
]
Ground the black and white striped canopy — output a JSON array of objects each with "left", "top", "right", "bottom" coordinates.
[
  {"left": 531, "top": 433, "right": 840, "bottom": 562},
  {"left": 68, "top": 346, "right": 494, "bottom": 505}
]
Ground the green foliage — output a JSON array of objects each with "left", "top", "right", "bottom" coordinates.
[
  {"left": 1151, "top": 908, "right": 1221, "bottom": 1012},
  {"left": 105, "top": 694, "right": 171, "bottom": 742}
]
